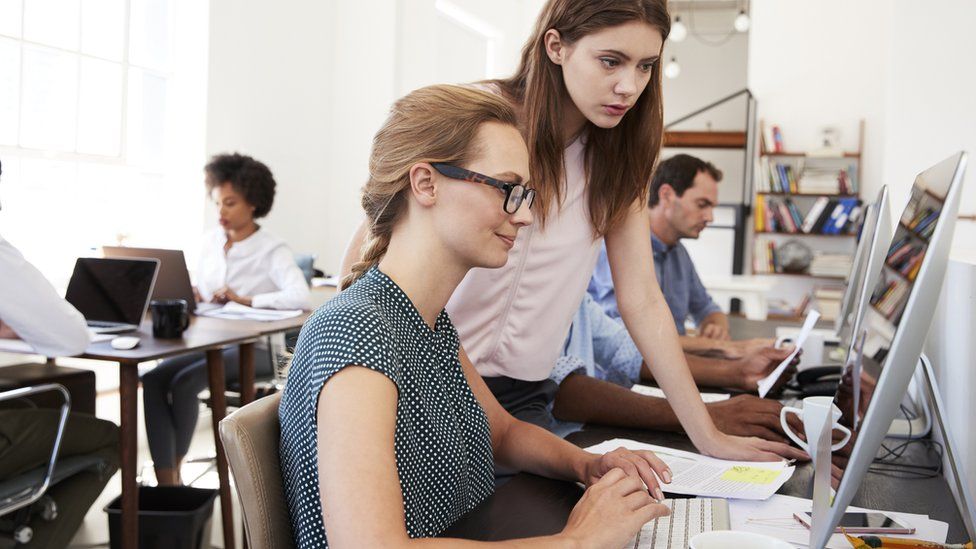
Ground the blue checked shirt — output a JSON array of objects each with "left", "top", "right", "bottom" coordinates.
[{"left": 587, "top": 234, "right": 721, "bottom": 335}]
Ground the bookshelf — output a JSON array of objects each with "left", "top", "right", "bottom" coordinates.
[
  {"left": 869, "top": 182, "right": 945, "bottom": 326},
  {"left": 751, "top": 120, "right": 865, "bottom": 321}
]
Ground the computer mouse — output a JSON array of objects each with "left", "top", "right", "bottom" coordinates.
[{"left": 111, "top": 336, "right": 141, "bottom": 350}]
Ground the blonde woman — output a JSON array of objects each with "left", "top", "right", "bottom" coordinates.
[{"left": 279, "top": 85, "right": 672, "bottom": 548}]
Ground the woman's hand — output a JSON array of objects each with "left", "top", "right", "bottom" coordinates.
[
  {"left": 210, "top": 286, "right": 253, "bottom": 307},
  {"left": 700, "top": 431, "right": 809, "bottom": 462},
  {"left": 560, "top": 468, "right": 670, "bottom": 549},
  {"left": 581, "top": 447, "right": 672, "bottom": 501}
]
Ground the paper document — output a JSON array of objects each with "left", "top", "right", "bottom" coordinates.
[
  {"left": 585, "top": 438, "right": 793, "bottom": 500},
  {"left": 758, "top": 310, "right": 821, "bottom": 397},
  {"left": 730, "top": 494, "right": 948, "bottom": 548},
  {"left": 198, "top": 302, "right": 304, "bottom": 322},
  {"left": 630, "top": 384, "right": 730, "bottom": 403}
]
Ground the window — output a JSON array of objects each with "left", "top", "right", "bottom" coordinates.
[{"left": 0, "top": 0, "right": 208, "bottom": 288}]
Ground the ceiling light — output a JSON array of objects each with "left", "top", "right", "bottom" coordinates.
[{"left": 670, "top": 15, "right": 687, "bottom": 42}]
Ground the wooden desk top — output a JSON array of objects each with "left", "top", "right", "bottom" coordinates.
[{"left": 81, "top": 319, "right": 256, "bottom": 363}]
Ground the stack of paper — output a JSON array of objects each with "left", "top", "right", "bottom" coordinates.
[
  {"left": 585, "top": 438, "right": 794, "bottom": 501},
  {"left": 630, "top": 384, "right": 730, "bottom": 403},
  {"left": 730, "top": 494, "right": 949, "bottom": 548},
  {"left": 198, "top": 302, "right": 304, "bottom": 322}
]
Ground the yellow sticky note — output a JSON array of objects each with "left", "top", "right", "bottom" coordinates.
[{"left": 720, "top": 466, "right": 780, "bottom": 485}]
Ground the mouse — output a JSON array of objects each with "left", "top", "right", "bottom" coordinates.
[{"left": 111, "top": 336, "right": 141, "bottom": 350}]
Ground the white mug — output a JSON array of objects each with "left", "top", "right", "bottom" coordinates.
[{"left": 780, "top": 396, "right": 852, "bottom": 453}]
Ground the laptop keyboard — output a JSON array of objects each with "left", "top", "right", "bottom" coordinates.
[{"left": 628, "top": 498, "right": 730, "bottom": 548}]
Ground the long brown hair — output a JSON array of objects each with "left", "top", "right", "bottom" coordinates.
[
  {"left": 495, "top": 0, "right": 670, "bottom": 235},
  {"left": 341, "top": 85, "right": 519, "bottom": 290}
]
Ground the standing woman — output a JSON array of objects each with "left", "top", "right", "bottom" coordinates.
[
  {"left": 143, "top": 153, "right": 311, "bottom": 485},
  {"left": 343, "top": 0, "right": 804, "bottom": 461}
]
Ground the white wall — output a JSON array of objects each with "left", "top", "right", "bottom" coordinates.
[{"left": 205, "top": 0, "right": 543, "bottom": 275}]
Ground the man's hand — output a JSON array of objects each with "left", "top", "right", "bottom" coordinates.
[
  {"left": 705, "top": 395, "right": 805, "bottom": 444},
  {"left": 0, "top": 320, "right": 19, "bottom": 339},
  {"left": 732, "top": 346, "right": 799, "bottom": 393},
  {"left": 698, "top": 312, "right": 730, "bottom": 341}
]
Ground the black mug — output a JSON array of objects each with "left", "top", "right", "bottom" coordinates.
[{"left": 150, "top": 299, "right": 190, "bottom": 338}]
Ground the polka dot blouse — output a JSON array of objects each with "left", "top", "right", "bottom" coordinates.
[{"left": 279, "top": 267, "right": 495, "bottom": 547}]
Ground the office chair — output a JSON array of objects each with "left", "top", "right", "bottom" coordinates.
[
  {"left": 218, "top": 392, "right": 294, "bottom": 549},
  {"left": 0, "top": 384, "right": 87, "bottom": 545}
]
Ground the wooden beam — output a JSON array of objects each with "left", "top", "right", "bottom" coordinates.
[{"left": 664, "top": 131, "right": 747, "bottom": 149}]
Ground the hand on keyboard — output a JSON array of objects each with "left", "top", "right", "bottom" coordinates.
[{"left": 559, "top": 468, "right": 670, "bottom": 549}]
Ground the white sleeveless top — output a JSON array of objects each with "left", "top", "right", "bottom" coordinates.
[{"left": 446, "top": 136, "right": 602, "bottom": 381}]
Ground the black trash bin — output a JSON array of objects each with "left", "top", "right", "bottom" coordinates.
[{"left": 104, "top": 486, "right": 218, "bottom": 549}]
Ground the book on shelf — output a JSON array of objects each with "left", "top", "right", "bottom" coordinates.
[
  {"left": 813, "top": 286, "right": 845, "bottom": 321},
  {"left": 809, "top": 252, "right": 853, "bottom": 278},
  {"left": 754, "top": 196, "right": 861, "bottom": 235},
  {"left": 871, "top": 275, "right": 910, "bottom": 322},
  {"left": 887, "top": 240, "right": 927, "bottom": 281},
  {"left": 757, "top": 157, "right": 858, "bottom": 195},
  {"left": 753, "top": 238, "right": 778, "bottom": 274}
]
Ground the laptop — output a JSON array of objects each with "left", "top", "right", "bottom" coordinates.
[
  {"left": 102, "top": 246, "right": 199, "bottom": 314},
  {"left": 65, "top": 257, "right": 159, "bottom": 334}
]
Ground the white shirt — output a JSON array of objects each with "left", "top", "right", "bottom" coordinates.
[
  {"left": 195, "top": 227, "right": 311, "bottom": 310},
  {"left": 0, "top": 234, "right": 91, "bottom": 356}
]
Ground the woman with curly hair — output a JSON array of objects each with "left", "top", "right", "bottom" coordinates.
[{"left": 143, "top": 153, "right": 310, "bottom": 485}]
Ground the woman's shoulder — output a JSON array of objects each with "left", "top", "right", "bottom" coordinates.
[{"left": 300, "top": 282, "right": 392, "bottom": 344}]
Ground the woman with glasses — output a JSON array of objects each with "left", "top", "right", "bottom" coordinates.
[
  {"left": 279, "top": 84, "right": 672, "bottom": 548},
  {"left": 342, "top": 0, "right": 805, "bottom": 462}
]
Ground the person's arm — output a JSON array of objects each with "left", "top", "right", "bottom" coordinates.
[
  {"left": 0, "top": 236, "right": 90, "bottom": 356},
  {"left": 339, "top": 220, "right": 369, "bottom": 281},
  {"left": 460, "top": 347, "right": 672, "bottom": 494},
  {"left": 684, "top": 258, "right": 727, "bottom": 340},
  {"left": 678, "top": 335, "right": 776, "bottom": 361},
  {"left": 316, "top": 363, "right": 667, "bottom": 548},
  {"left": 697, "top": 311, "right": 730, "bottom": 341},
  {"left": 250, "top": 245, "right": 312, "bottom": 310},
  {"left": 552, "top": 374, "right": 803, "bottom": 444},
  {"left": 605, "top": 200, "right": 801, "bottom": 461},
  {"left": 638, "top": 348, "right": 796, "bottom": 393}
]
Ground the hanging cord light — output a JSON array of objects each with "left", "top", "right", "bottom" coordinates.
[
  {"left": 686, "top": 1, "right": 744, "bottom": 47},
  {"left": 664, "top": 56, "right": 681, "bottom": 79},
  {"left": 670, "top": 14, "right": 687, "bottom": 42},
  {"left": 734, "top": 1, "right": 751, "bottom": 33}
]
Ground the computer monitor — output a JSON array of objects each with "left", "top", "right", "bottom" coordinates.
[
  {"left": 102, "top": 246, "right": 198, "bottom": 314},
  {"left": 812, "top": 151, "right": 968, "bottom": 549},
  {"left": 834, "top": 187, "right": 891, "bottom": 353}
]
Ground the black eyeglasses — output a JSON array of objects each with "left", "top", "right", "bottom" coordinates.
[{"left": 431, "top": 163, "right": 535, "bottom": 214}]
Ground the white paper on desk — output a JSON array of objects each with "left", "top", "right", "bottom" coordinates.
[
  {"left": 730, "top": 494, "right": 948, "bottom": 548},
  {"left": 630, "top": 384, "right": 730, "bottom": 403},
  {"left": 585, "top": 438, "right": 793, "bottom": 500},
  {"left": 198, "top": 302, "right": 303, "bottom": 322},
  {"left": 758, "top": 310, "right": 821, "bottom": 398}
]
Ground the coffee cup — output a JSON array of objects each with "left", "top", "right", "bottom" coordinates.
[
  {"left": 780, "top": 395, "right": 852, "bottom": 455},
  {"left": 150, "top": 299, "right": 190, "bottom": 338}
]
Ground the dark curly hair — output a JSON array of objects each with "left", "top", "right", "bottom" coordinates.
[
  {"left": 204, "top": 153, "right": 276, "bottom": 218},
  {"left": 648, "top": 154, "right": 722, "bottom": 208}
]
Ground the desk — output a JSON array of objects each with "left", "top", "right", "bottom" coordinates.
[
  {"left": 82, "top": 320, "right": 257, "bottom": 549},
  {"left": 444, "top": 317, "right": 968, "bottom": 544}
]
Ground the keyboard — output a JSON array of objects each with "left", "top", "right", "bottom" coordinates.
[{"left": 627, "top": 498, "right": 730, "bottom": 549}]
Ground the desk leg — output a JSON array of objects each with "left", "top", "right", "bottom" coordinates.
[
  {"left": 239, "top": 342, "right": 256, "bottom": 406},
  {"left": 206, "top": 349, "right": 236, "bottom": 549},
  {"left": 119, "top": 363, "right": 139, "bottom": 549},
  {"left": 237, "top": 342, "right": 255, "bottom": 549}
]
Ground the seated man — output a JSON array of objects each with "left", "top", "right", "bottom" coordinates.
[
  {"left": 549, "top": 295, "right": 802, "bottom": 444},
  {"left": 0, "top": 159, "right": 120, "bottom": 549},
  {"left": 589, "top": 153, "right": 733, "bottom": 342}
]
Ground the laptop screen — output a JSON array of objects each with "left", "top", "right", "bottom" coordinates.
[{"left": 65, "top": 258, "right": 158, "bottom": 325}]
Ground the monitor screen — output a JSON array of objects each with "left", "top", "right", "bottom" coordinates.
[
  {"left": 65, "top": 257, "right": 158, "bottom": 325},
  {"left": 832, "top": 154, "right": 960, "bottom": 483}
]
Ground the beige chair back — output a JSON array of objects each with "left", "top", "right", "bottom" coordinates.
[{"left": 219, "top": 392, "right": 295, "bottom": 549}]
